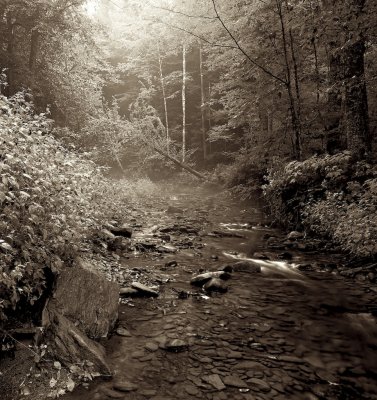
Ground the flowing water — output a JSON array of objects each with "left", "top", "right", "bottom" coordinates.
[{"left": 64, "top": 185, "right": 377, "bottom": 400}]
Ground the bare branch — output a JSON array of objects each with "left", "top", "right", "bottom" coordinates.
[
  {"left": 149, "top": 4, "right": 217, "bottom": 20},
  {"left": 151, "top": 18, "right": 238, "bottom": 50},
  {"left": 211, "top": 0, "right": 287, "bottom": 85}
]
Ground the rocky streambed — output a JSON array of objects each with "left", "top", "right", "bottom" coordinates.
[{"left": 43, "top": 185, "right": 377, "bottom": 399}]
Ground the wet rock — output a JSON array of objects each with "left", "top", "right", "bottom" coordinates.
[
  {"left": 185, "top": 384, "right": 200, "bottom": 396},
  {"left": 249, "top": 378, "right": 270, "bottom": 392},
  {"left": 211, "top": 230, "right": 245, "bottom": 238},
  {"left": 252, "top": 252, "right": 270, "bottom": 259},
  {"left": 116, "top": 327, "right": 132, "bottom": 337},
  {"left": 160, "top": 225, "right": 199, "bottom": 235},
  {"left": 48, "top": 258, "right": 119, "bottom": 339},
  {"left": 101, "top": 387, "right": 125, "bottom": 398},
  {"left": 119, "top": 287, "right": 139, "bottom": 297},
  {"left": 46, "top": 310, "right": 111, "bottom": 375},
  {"left": 145, "top": 342, "right": 159, "bottom": 352},
  {"left": 157, "top": 244, "right": 177, "bottom": 253},
  {"left": 165, "top": 260, "right": 178, "bottom": 267},
  {"left": 109, "top": 224, "right": 133, "bottom": 238},
  {"left": 287, "top": 231, "right": 304, "bottom": 240},
  {"left": 230, "top": 261, "right": 261, "bottom": 273},
  {"left": 223, "top": 375, "right": 248, "bottom": 388},
  {"left": 165, "top": 339, "right": 189, "bottom": 352},
  {"left": 99, "top": 229, "right": 116, "bottom": 240},
  {"left": 131, "top": 282, "right": 159, "bottom": 297},
  {"left": 203, "top": 374, "right": 226, "bottom": 390},
  {"left": 190, "top": 271, "right": 231, "bottom": 286},
  {"left": 134, "top": 242, "right": 157, "bottom": 252},
  {"left": 222, "top": 265, "right": 233, "bottom": 273},
  {"left": 204, "top": 278, "right": 228, "bottom": 293},
  {"left": 113, "top": 380, "right": 138, "bottom": 392}
]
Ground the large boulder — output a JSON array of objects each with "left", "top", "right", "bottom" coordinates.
[
  {"left": 42, "top": 259, "right": 119, "bottom": 375},
  {"left": 45, "top": 308, "right": 111, "bottom": 375},
  {"left": 48, "top": 258, "right": 119, "bottom": 339}
]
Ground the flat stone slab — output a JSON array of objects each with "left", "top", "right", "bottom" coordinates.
[
  {"left": 203, "top": 374, "right": 226, "bottom": 390},
  {"left": 190, "top": 271, "right": 231, "bottom": 286},
  {"left": 223, "top": 375, "right": 248, "bottom": 388},
  {"left": 131, "top": 282, "right": 159, "bottom": 297},
  {"left": 113, "top": 380, "right": 138, "bottom": 392}
]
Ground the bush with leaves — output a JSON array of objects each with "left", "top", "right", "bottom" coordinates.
[
  {"left": 214, "top": 149, "right": 267, "bottom": 199},
  {"left": 263, "top": 152, "right": 377, "bottom": 257},
  {"left": 0, "top": 89, "right": 134, "bottom": 327}
]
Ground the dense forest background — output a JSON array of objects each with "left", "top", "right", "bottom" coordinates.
[{"left": 0, "top": 0, "right": 377, "bottom": 354}]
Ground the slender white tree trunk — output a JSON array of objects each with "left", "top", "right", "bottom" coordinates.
[
  {"left": 157, "top": 41, "right": 169, "bottom": 153},
  {"left": 182, "top": 44, "right": 186, "bottom": 162},
  {"left": 208, "top": 81, "right": 212, "bottom": 155},
  {"left": 199, "top": 42, "right": 207, "bottom": 160}
]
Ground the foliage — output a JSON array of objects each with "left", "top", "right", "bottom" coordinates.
[
  {"left": 214, "top": 149, "right": 266, "bottom": 199},
  {"left": 264, "top": 152, "right": 377, "bottom": 257},
  {"left": 0, "top": 88, "right": 134, "bottom": 325}
]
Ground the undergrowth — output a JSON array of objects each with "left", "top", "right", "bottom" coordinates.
[
  {"left": 0, "top": 87, "right": 156, "bottom": 328},
  {"left": 263, "top": 152, "right": 377, "bottom": 258}
]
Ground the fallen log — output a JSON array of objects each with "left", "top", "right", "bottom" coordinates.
[{"left": 152, "top": 146, "right": 208, "bottom": 181}]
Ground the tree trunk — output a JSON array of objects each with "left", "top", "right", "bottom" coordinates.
[
  {"left": 157, "top": 41, "right": 169, "bottom": 153},
  {"left": 276, "top": 0, "right": 302, "bottom": 160},
  {"left": 208, "top": 82, "right": 212, "bottom": 155},
  {"left": 199, "top": 42, "right": 207, "bottom": 160},
  {"left": 152, "top": 146, "right": 208, "bottom": 181},
  {"left": 342, "top": 38, "right": 370, "bottom": 159},
  {"left": 5, "top": 13, "right": 14, "bottom": 96},
  {"left": 325, "top": 0, "right": 370, "bottom": 159},
  {"left": 29, "top": 29, "right": 40, "bottom": 72},
  {"left": 182, "top": 44, "right": 186, "bottom": 162}
]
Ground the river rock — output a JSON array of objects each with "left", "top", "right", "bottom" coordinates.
[
  {"left": 101, "top": 387, "right": 125, "bottom": 398},
  {"left": 211, "top": 230, "right": 245, "bottom": 238},
  {"left": 109, "top": 224, "right": 133, "bottom": 238},
  {"left": 165, "top": 339, "right": 189, "bottom": 352},
  {"left": 229, "top": 260, "right": 261, "bottom": 273},
  {"left": 203, "top": 374, "right": 226, "bottom": 390},
  {"left": 116, "top": 327, "right": 132, "bottom": 337},
  {"left": 99, "top": 229, "right": 116, "bottom": 240},
  {"left": 113, "top": 380, "right": 138, "bottom": 392},
  {"left": 203, "top": 278, "right": 228, "bottom": 293},
  {"left": 46, "top": 310, "right": 111, "bottom": 375},
  {"left": 131, "top": 282, "right": 159, "bottom": 297},
  {"left": 249, "top": 378, "right": 271, "bottom": 392},
  {"left": 47, "top": 258, "right": 119, "bottom": 339},
  {"left": 190, "top": 271, "right": 231, "bottom": 286},
  {"left": 287, "top": 231, "right": 304, "bottom": 240},
  {"left": 223, "top": 375, "right": 248, "bottom": 388},
  {"left": 119, "top": 287, "right": 139, "bottom": 297}
]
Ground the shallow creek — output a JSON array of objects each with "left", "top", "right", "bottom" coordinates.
[{"left": 64, "top": 185, "right": 377, "bottom": 400}]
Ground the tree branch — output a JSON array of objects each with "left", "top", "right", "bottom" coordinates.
[
  {"left": 211, "top": 0, "right": 287, "bottom": 85},
  {"left": 149, "top": 4, "right": 217, "bottom": 20},
  {"left": 151, "top": 18, "right": 238, "bottom": 50}
]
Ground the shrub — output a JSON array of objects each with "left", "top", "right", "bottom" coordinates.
[
  {"left": 215, "top": 149, "right": 267, "bottom": 199},
  {"left": 263, "top": 152, "right": 377, "bottom": 257},
  {"left": 0, "top": 89, "right": 133, "bottom": 326}
]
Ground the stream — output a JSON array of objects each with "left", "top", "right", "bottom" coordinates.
[{"left": 64, "top": 184, "right": 377, "bottom": 400}]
